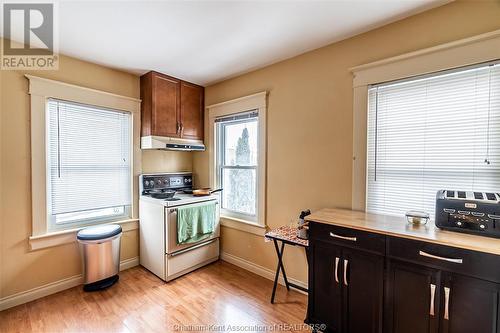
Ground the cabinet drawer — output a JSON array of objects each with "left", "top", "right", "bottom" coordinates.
[
  {"left": 309, "top": 222, "right": 385, "bottom": 255},
  {"left": 387, "top": 236, "right": 500, "bottom": 283}
]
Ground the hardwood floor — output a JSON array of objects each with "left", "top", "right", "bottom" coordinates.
[{"left": 0, "top": 261, "right": 309, "bottom": 333}]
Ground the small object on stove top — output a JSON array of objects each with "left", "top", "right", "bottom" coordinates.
[
  {"left": 164, "top": 197, "right": 181, "bottom": 201},
  {"left": 150, "top": 190, "right": 176, "bottom": 199},
  {"left": 297, "top": 209, "right": 311, "bottom": 239},
  {"left": 192, "top": 188, "right": 223, "bottom": 197},
  {"left": 406, "top": 210, "right": 429, "bottom": 226}
]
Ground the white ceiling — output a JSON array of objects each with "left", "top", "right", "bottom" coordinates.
[{"left": 9, "top": 0, "right": 450, "bottom": 85}]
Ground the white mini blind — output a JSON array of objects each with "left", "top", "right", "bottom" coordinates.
[
  {"left": 367, "top": 62, "right": 500, "bottom": 217},
  {"left": 47, "top": 99, "right": 132, "bottom": 219}
]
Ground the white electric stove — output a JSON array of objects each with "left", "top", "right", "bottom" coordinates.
[{"left": 139, "top": 173, "right": 220, "bottom": 282}]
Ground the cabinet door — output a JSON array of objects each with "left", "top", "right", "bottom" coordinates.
[
  {"left": 440, "top": 273, "right": 500, "bottom": 333},
  {"left": 342, "top": 249, "right": 384, "bottom": 333},
  {"left": 153, "top": 74, "right": 180, "bottom": 137},
  {"left": 180, "top": 81, "right": 204, "bottom": 140},
  {"left": 311, "top": 240, "right": 343, "bottom": 331},
  {"left": 387, "top": 260, "right": 441, "bottom": 333}
]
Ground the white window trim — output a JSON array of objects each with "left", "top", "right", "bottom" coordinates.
[
  {"left": 27, "top": 75, "right": 142, "bottom": 250},
  {"left": 350, "top": 29, "right": 500, "bottom": 212},
  {"left": 207, "top": 92, "right": 267, "bottom": 233}
]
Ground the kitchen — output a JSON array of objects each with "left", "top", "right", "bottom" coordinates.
[{"left": 1, "top": 1, "right": 500, "bottom": 332}]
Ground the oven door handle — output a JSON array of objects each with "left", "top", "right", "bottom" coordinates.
[
  {"left": 169, "top": 201, "right": 218, "bottom": 214},
  {"left": 170, "top": 238, "right": 218, "bottom": 257}
]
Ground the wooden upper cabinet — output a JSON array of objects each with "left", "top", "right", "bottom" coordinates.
[
  {"left": 180, "top": 81, "right": 204, "bottom": 140},
  {"left": 140, "top": 71, "right": 204, "bottom": 141},
  {"left": 154, "top": 73, "right": 180, "bottom": 138}
]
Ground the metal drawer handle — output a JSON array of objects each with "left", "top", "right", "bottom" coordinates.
[
  {"left": 430, "top": 284, "right": 436, "bottom": 316},
  {"left": 334, "top": 257, "right": 340, "bottom": 283},
  {"left": 170, "top": 238, "right": 217, "bottom": 257},
  {"left": 444, "top": 287, "right": 450, "bottom": 320},
  {"left": 419, "top": 251, "right": 463, "bottom": 264},
  {"left": 329, "top": 232, "right": 357, "bottom": 242},
  {"left": 343, "top": 259, "right": 349, "bottom": 286}
]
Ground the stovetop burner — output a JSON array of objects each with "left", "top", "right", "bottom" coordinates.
[
  {"left": 164, "top": 197, "right": 181, "bottom": 201},
  {"left": 150, "top": 192, "right": 176, "bottom": 199}
]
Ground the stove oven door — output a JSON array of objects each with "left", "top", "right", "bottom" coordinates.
[{"left": 165, "top": 199, "right": 220, "bottom": 254}]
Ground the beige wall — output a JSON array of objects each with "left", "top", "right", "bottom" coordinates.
[
  {"left": 193, "top": 0, "right": 500, "bottom": 284},
  {"left": 142, "top": 150, "right": 192, "bottom": 174},
  {"left": 0, "top": 48, "right": 193, "bottom": 298}
]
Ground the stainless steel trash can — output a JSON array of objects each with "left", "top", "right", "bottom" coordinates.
[{"left": 77, "top": 224, "right": 122, "bottom": 291}]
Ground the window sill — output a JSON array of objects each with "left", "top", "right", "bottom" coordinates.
[
  {"left": 220, "top": 215, "right": 267, "bottom": 236},
  {"left": 28, "top": 219, "right": 139, "bottom": 251}
]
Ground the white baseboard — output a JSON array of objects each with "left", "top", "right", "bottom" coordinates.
[
  {"left": 120, "top": 256, "right": 140, "bottom": 271},
  {"left": 0, "top": 274, "right": 84, "bottom": 312},
  {"left": 220, "top": 252, "right": 308, "bottom": 293},
  {"left": 0, "top": 256, "right": 139, "bottom": 311}
]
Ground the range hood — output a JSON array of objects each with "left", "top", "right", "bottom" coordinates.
[{"left": 141, "top": 136, "right": 205, "bottom": 151}]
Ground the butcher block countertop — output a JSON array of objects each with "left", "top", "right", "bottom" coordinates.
[{"left": 305, "top": 208, "right": 500, "bottom": 256}]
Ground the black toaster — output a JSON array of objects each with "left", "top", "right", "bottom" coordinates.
[{"left": 435, "top": 190, "right": 500, "bottom": 238}]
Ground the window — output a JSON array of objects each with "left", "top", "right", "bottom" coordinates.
[
  {"left": 46, "top": 99, "right": 132, "bottom": 230},
  {"left": 208, "top": 92, "right": 267, "bottom": 231},
  {"left": 367, "top": 62, "right": 500, "bottom": 218},
  {"left": 216, "top": 111, "right": 259, "bottom": 220}
]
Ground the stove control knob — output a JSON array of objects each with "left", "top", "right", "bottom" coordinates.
[
  {"left": 156, "top": 180, "right": 162, "bottom": 185},
  {"left": 480, "top": 224, "right": 486, "bottom": 229},
  {"left": 164, "top": 180, "right": 168, "bottom": 184},
  {"left": 456, "top": 221, "right": 463, "bottom": 226}
]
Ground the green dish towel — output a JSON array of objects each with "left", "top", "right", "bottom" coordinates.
[{"left": 177, "top": 202, "right": 216, "bottom": 244}]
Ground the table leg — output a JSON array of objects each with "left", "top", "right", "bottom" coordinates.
[
  {"left": 278, "top": 242, "right": 291, "bottom": 291},
  {"left": 271, "top": 240, "right": 281, "bottom": 303},
  {"left": 271, "top": 239, "right": 290, "bottom": 303}
]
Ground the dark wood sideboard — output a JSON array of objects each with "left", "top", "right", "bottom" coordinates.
[{"left": 305, "top": 208, "right": 500, "bottom": 333}]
